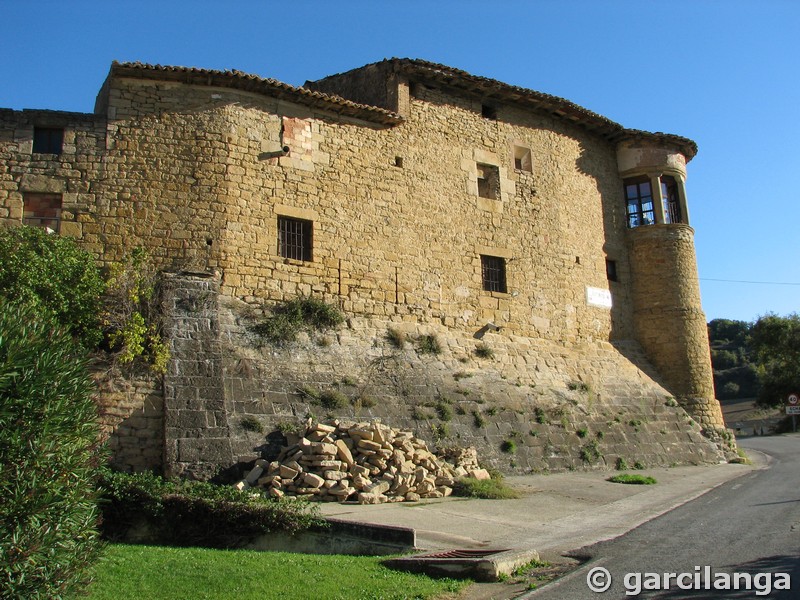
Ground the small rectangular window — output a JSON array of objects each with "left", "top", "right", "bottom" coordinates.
[
  {"left": 606, "top": 259, "right": 618, "bottom": 282},
  {"left": 32, "top": 127, "right": 64, "bottom": 155},
  {"left": 477, "top": 163, "right": 500, "bottom": 200},
  {"left": 23, "top": 193, "right": 62, "bottom": 232},
  {"left": 278, "top": 216, "right": 313, "bottom": 261},
  {"left": 513, "top": 145, "right": 532, "bottom": 172},
  {"left": 481, "top": 255, "right": 507, "bottom": 293},
  {"left": 481, "top": 104, "right": 497, "bottom": 120}
]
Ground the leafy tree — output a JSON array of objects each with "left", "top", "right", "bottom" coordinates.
[
  {"left": 750, "top": 313, "right": 800, "bottom": 407},
  {"left": 708, "top": 319, "right": 751, "bottom": 347},
  {"left": 708, "top": 318, "right": 759, "bottom": 400},
  {"left": 0, "top": 226, "right": 105, "bottom": 347},
  {"left": 0, "top": 229, "right": 167, "bottom": 371},
  {"left": 711, "top": 348, "right": 739, "bottom": 371},
  {"left": 0, "top": 299, "right": 105, "bottom": 599}
]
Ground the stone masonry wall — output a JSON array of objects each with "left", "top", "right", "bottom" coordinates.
[
  {"left": 99, "top": 76, "right": 630, "bottom": 342},
  {"left": 161, "top": 272, "right": 233, "bottom": 479},
  {"left": 0, "top": 74, "right": 649, "bottom": 349},
  {"left": 94, "top": 366, "right": 163, "bottom": 473},
  {"left": 0, "top": 109, "right": 106, "bottom": 240},
  {"left": 628, "top": 224, "right": 725, "bottom": 430},
  {"left": 217, "top": 294, "right": 721, "bottom": 477},
  {"left": 0, "top": 64, "right": 729, "bottom": 474}
]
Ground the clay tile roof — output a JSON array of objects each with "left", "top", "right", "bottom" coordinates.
[
  {"left": 108, "top": 61, "right": 404, "bottom": 126},
  {"left": 387, "top": 58, "right": 697, "bottom": 159}
]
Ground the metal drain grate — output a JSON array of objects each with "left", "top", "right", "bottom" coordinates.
[{"left": 383, "top": 548, "right": 534, "bottom": 582}]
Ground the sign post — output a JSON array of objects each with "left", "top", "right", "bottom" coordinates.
[{"left": 787, "top": 393, "right": 800, "bottom": 433}]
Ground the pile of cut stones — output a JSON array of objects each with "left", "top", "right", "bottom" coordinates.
[{"left": 236, "top": 420, "right": 490, "bottom": 504}]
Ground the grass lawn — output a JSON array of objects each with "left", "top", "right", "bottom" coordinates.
[{"left": 83, "top": 544, "right": 467, "bottom": 600}]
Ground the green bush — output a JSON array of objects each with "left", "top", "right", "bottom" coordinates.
[
  {"left": 319, "top": 390, "right": 349, "bottom": 410},
  {"left": 251, "top": 297, "right": 344, "bottom": 344},
  {"left": 0, "top": 299, "right": 105, "bottom": 599},
  {"left": 435, "top": 400, "right": 453, "bottom": 422},
  {"left": 452, "top": 475, "right": 520, "bottom": 499},
  {"left": 0, "top": 226, "right": 105, "bottom": 347},
  {"left": 416, "top": 334, "right": 442, "bottom": 355},
  {"left": 474, "top": 342, "right": 495, "bottom": 359},
  {"left": 607, "top": 474, "right": 657, "bottom": 485},
  {"left": 98, "top": 470, "right": 325, "bottom": 548},
  {"left": 500, "top": 439, "right": 517, "bottom": 454},
  {"left": 239, "top": 416, "right": 264, "bottom": 433},
  {"left": 580, "top": 440, "right": 602, "bottom": 463}
]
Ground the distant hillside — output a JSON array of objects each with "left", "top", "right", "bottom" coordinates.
[{"left": 707, "top": 319, "right": 760, "bottom": 400}]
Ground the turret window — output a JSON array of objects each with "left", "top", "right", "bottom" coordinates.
[
  {"left": 625, "top": 174, "right": 686, "bottom": 227},
  {"left": 661, "top": 176, "right": 681, "bottom": 224},
  {"left": 624, "top": 177, "right": 655, "bottom": 228}
]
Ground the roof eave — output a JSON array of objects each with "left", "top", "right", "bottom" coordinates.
[
  {"left": 386, "top": 58, "right": 697, "bottom": 159},
  {"left": 107, "top": 61, "right": 404, "bottom": 126}
]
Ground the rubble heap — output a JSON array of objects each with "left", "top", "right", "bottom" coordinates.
[{"left": 236, "top": 420, "right": 490, "bottom": 504}]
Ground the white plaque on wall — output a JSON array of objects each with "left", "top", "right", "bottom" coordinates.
[{"left": 586, "top": 287, "right": 612, "bottom": 309}]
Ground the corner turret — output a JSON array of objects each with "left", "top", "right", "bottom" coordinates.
[{"left": 618, "top": 139, "right": 726, "bottom": 434}]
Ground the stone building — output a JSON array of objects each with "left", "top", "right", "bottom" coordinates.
[{"left": 0, "top": 59, "right": 730, "bottom": 478}]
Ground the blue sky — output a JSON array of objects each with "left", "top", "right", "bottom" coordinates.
[{"left": 2, "top": 0, "right": 798, "bottom": 323}]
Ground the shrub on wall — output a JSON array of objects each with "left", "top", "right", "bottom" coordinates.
[
  {"left": 251, "top": 297, "right": 344, "bottom": 344},
  {"left": 0, "top": 299, "right": 105, "bottom": 599},
  {"left": 0, "top": 225, "right": 105, "bottom": 347}
]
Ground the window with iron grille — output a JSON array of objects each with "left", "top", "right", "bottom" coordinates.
[
  {"left": 33, "top": 127, "right": 64, "bottom": 155},
  {"left": 624, "top": 176, "right": 655, "bottom": 228},
  {"left": 23, "top": 193, "right": 62, "bottom": 232},
  {"left": 481, "top": 255, "right": 507, "bottom": 293},
  {"left": 278, "top": 216, "right": 312, "bottom": 261}
]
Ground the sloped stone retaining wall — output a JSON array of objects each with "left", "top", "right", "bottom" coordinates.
[{"left": 149, "top": 274, "right": 723, "bottom": 480}]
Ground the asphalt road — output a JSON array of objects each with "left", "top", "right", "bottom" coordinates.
[{"left": 522, "top": 434, "right": 800, "bottom": 599}]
